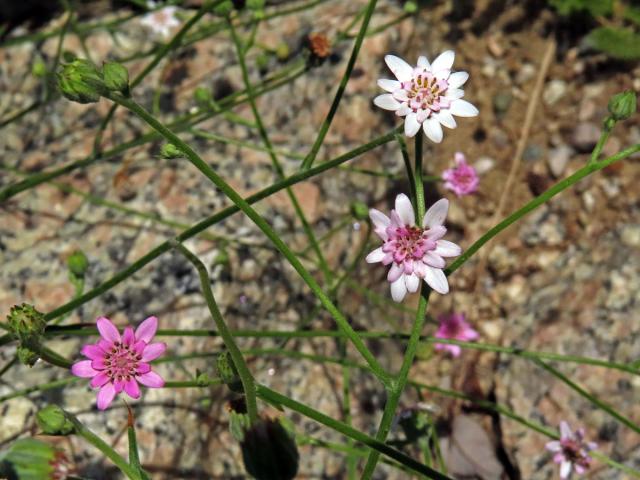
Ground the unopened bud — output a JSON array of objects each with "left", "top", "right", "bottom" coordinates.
[
  {"left": 57, "top": 59, "right": 105, "bottom": 104},
  {"left": 67, "top": 250, "right": 89, "bottom": 278},
  {"left": 217, "top": 351, "right": 243, "bottom": 393},
  {"left": 160, "top": 143, "right": 184, "bottom": 159},
  {"left": 350, "top": 201, "right": 369, "bottom": 220},
  {"left": 194, "top": 86, "right": 212, "bottom": 107},
  {"left": 103, "top": 61, "right": 130, "bottom": 96},
  {"left": 608, "top": 90, "right": 637, "bottom": 122},
  {"left": 36, "top": 405, "right": 75, "bottom": 436}
]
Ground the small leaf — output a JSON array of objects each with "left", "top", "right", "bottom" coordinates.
[{"left": 588, "top": 27, "right": 640, "bottom": 60}]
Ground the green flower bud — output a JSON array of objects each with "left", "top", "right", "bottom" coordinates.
[
  {"left": 32, "top": 59, "right": 47, "bottom": 78},
  {"left": 103, "top": 61, "right": 130, "bottom": 96},
  {"left": 36, "top": 405, "right": 75, "bottom": 436},
  {"left": 57, "top": 59, "right": 105, "bottom": 104},
  {"left": 403, "top": 0, "right": 418, "bottom": 13},
  {"left": 275, "top": 42, "right": 290, "bottom": 62},
  {"left": 7, "top": 303, "right": 45, "bottom": 344},
  {"left": 67, "top": 250, "right": 89, "bottom": 278},
  {"left": 194, "top": 86, "right": 212, "bottom": 107},
  {"left": 160, "top": 143, "right": 184, "bottom": 159},
  {"left": 213, "top": 0, "right": 234, "bottom": 16},
  {"left": 608, "top": 90, "right": 637, "bottom": 121},
  {"left": 217, "top": 351, "right": 243, "bottom": 393},
  {"left": 0, "top": 439, "right": 67, "bottom": 479},
  {"left": 350, "top": 201, "right": 369, "bottom": 220},
  {"left": 17, "top": 346, "right": 39, "bottom": 367},
  {"left": 241, "top": 417, "right": 299, "bottom": 480}
]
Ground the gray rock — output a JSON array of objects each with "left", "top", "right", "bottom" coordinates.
[
  {"left": 571, "top": 122, "right": 601, "bottom": 152},
  {"left": 620, "top": 225, "right": 640, "bottom": 248},
  {"left": 543, "top": 79, "right": 567, "bottom": 106},
  {"left": 547, "top": 145, "right": 573, "bottom": 177}
]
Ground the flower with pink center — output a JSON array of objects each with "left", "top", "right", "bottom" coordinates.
[
  {"left": 71, "top": 316, "right": 166, "bottom": 410},
  {"left": 546, "top": 421, "right": 597, "bottom": 479},
  {"left": 442, "top": 152, "right": 479, "bottom": 197},
  {"left": 366, "top": 194, "right": 461, "bottom": 301},
  {"left": 141, "top": 4, "right": 180, "bottom": 38},
  {"left": 374, "top": 51, "right": 478, "bottom": 142},
  {"left": 434, "top": 312, "right": 479, "bottom": 357}
]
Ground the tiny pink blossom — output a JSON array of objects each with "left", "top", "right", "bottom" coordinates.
[
  {"left": 442, "top": 152, "right": 479, "bottom": 197},
  {"left": 71, "top": 316, "right": 166, "bottom": 410},
  {"left": 366, "top": 194, "right": 462, "bottom": 302},
  {"left": 374, "top": 52, "right": 478, "bottom": 142},
  {"left": 434, "top": 312, "right": 479, "bottom": 357},
  {"left": 545, "top": 421, "right": 597, "bottom": 479}
]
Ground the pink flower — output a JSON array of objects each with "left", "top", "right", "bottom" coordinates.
[
  {"left": 546, "top": 422, "right": 597, "bottom": 478},
  {"left": 366, "top": 194, "right": 461, "bottom": 301},
  {"left": 442, "top": 152, "right": 479, "bottom": 197},
  {"left": 434, "top": 312, "right": 479, "bottom": 357},
  {"left": 71, "top": 316, "right": 166, "bottom": 410},
  {"left": 374, "top": 52, "right": 478, "bottom": 142}
]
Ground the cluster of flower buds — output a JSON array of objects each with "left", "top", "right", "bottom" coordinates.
[
  {"left": 6, "top": 303, "right": 46, "bottom": 366},
  {"left": 57, "top": 59, "right": 129, "bottom": 104}
]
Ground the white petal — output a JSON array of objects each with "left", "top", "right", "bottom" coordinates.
[
  {"left": 395, "top": 194, "right": 415, "bottom": 225},
  {"left": 424, "top": 267, "right": 449, "bottom": 294},
  {"left": 404, "top": 113, "right": 421, "bottom": 137},
  {"left": 369, "top": 208, "right": 390, "bottom": 230},
  {"left": 559, "top": 421, "right": 572, "bottom": 440},
  {"left": 431, "top": 50, "right": 455, "bottom": 73},
  {"left": 423, "top": 198, "right": 449, "bottom": 228},
  {"left": 434, "top": 240, "right": 461, "bottom": 257},
  {"left": 390, "top": 276, "right": 408, "bottom": 302},
  {"left": 435, "top": 69, "right": 451, "bottom": 81},
  {"left": 405, "top": 273, "right": 420, "bottom": 293},
  {"left": 387, "top": 263, "right": 404, "bottom": 283},
  {"left": 377, "top": 78, "right": 401, "bottom": 92},
  {"left": 435, "top": 110, "right": 457, "bottom": 129},
  {"left": 384, "top": 54, "right": 414, "bottom": 82},
  {"left": 413, "top": 261, "right": 427, "bottom": 278},
  {"left": 374, "top": 94, "right": 401, "bottom": 111},
  {"left": 445, "top": 88, "right": 465, "bottom": 100},
  {"left": 450, "top": 99, "right": 479, "bottom": 117},
  {"left": 560, "top": 461, "right": 572, "bottom": 479},
  {"left": 417, "top": 56, "right": 430, "bottom": 68},
  {"left": 448, "top": 71, "right": 469, "bottom": 89},
  {"left": 396, "top": 105, "right": 412, "bottom": 116},
  {"left": 545, "top": 441, "right": 562, "bottom": 452},
  {"left": 422, "top": 117, "right": 443, "bottom": 143},
  {"left": 366, "top": 247, "right": 386, "bottom": 263},
  {"left": 424, "top": 252, "right": 446, "bottom": 268}
]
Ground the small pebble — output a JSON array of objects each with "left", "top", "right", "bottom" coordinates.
[
  {"left": 543, "top": 80, "right": 567, "bottom": 106},
  {"left": 547, "top": 145, "right": 573, "bottom": 178},
  {"left": 571, "top": 122, "right": 600, "bottom": 152}
]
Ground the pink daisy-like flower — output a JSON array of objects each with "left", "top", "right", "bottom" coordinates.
[
  {"left": 366, "top": 194, "right": 461, "bottom": 301},
  {"left": 141, "top": 4, "right": 180, "bottom": 38},
  {"left": 434, "top": 312, "right": 479, "bottom": 357},
  {"left": 546, "top": 421, "right": 597, "bottom": 479},
  {"left": 71, "top": 316, "right": 166, "bottom": 410},
  {"left": 374, "top": 51, "right": 478, "bottom": 142},
  {"left": 442, "top": 152, "right": 479, "bottom": 197}
]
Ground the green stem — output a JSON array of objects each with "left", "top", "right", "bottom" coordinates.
[
  {"left": 172, "top": 241, "right": 259, "bottom": 424},
  {"left": 361, "top": 133, "right": 430, "bottom": 478},
  {"left": 301, "top": 0, "right": 378, "bottom": 170},
  {"left": 228, "top": 18, "right": 333, "bottom": 284},
  {"left": 64, "top": 411, "right": 141, "bottom": 480},
  {"left": 255, "top": 385, "right": 452, "bottom": 480},
  {"left": 0, "top": 378, "right": 77, "bottom": 403},
  {"left": 102, "top": 92, "right": 393, "bottom": 388},
  {"left": 589, "top": 118, "right": 613, "bottom": 165}
]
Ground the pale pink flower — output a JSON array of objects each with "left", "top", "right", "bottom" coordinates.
[
  {"left": 71, "top": 316, "right": 166, "bottom": 410},
  {"left": 366, "top": 194, "right": 461, "bottom": 301},
  {"left": 141, "top": 5, "right": 180, "bottom": 38},
  {"left": 434, "top": 312, "right": 478, "bottom": 357},
  {"left": 442, "top": 152, "right": 479, "bottom": 197},
  {"left": 546, "top": 421, "right": 597, "bottom": 479},
  {"left": 374, "top": 51, "right": 478, "bottom": 142}
]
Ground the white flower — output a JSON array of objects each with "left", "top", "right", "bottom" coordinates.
[
  {"left": 140, "top": 5, "right": 180, "bottom": 38},
  {"left": 374, "top": 51, "right": 479, "bottom": 142}
]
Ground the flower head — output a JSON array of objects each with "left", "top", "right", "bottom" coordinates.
[
  {"left": 366, "top": 194, "right": 461, "bottom": 301},
  {"left": 141, "top": 5, "right": 180, "bottom": 38},
  {"left": 442, "top": 152, "right": 479, "bottom": 197},
  {"left": 374, "top": 52, "right": 478, "bottom": 142},
  {"left": 71, "top": 316, "right": 166, "bottom": 410},
  {"left": 434, "top": 312, "right": 478, "bottom": 357},
  {"left": 546, "top": 421, "right": 597, "bottom": 479}
]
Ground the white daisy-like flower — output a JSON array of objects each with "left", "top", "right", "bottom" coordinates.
[
  {"left": 373, "top": 51, "right": 479, "bottom": 142},
  {"left": 366, "top": 194, "right": 461, "bottom": 302},
  {"left": 140, "top": 5, "right": 180, "bottom": 39}
]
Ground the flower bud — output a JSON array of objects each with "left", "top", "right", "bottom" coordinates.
[
  {"left": 32, "top": 59, "right": 47, "bottom": 78},
  {"left": 36, "top": 405, "right": 75, "bottom": 436},
  {"left": 216, "top": 351, "right": 243, "bottom": 393},
  {"left": 350, "top": 201, "right": 369, "bottom": 220},
  {"left": 103, "top": 61, "right": 130, "bottom": 96},
  {"left": 194, "top": 86, "right": 212, "bottom": 107},
  {"left": 608, "top": 90, "right": 637, "bottom": 121},
  {"left": 17, "top": 347, "right": 40, "bottom": 367},
  {"left": 241, "top": 417, "right": 299, "bottom": 480},
  {"left": 275, "top": 42, "right": 290, "bottom": 62},
  {"left": 160, "top": 143, "right": 184, "bottom": 159},
  {"left": 403, "top": 1, "right": 418, "bottom": 13},
  {"left": 57, "top": 59, "right": 106, "bottom": 104},
  {"left": 7, "top": 303, "right": 45, "bottom": 344},
  {"left": 227, "top": 398, "right": 251, "bottom": 441},
  {"left": 67, "top": 250, "right": 89, "bottom": 278}
]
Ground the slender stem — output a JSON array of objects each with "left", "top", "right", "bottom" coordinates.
[
  {"left": 301, "top": 0, "right": 378, "bottom": 170},
  {"left": 64, "top": 411, "right": 141, "bottom": 480},
  {"left": 0, "top": 378, "right": 78, "bottom": 403},
  {"left": 228, "top": 18, "right": 333, "bottom": 284},
  {"left": 255, "top": 385, "right": 452, "bottom": 480},
  {"left": 396, "top": 134, "right": 416, "bottom": 202},
  {"left": 362, "top": 133, "right": 430, "bottom": 478},
  {"left": 102, "top": 92, "right": 393, "bottom": 388},
  {"left": 172, "top": 241, "right": 259, "bottom": 424},
  {"left": 589, "top": 118, "right": 613, "bottom": 164}
]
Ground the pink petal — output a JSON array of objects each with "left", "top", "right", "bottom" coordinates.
[
  {"left": 137, "top": 363, "right": 151, "bottom": 374},
  {"left": 141, "top": 342, "right": 167, "bottom": 362},
  {"left": 96, "top": 317, "right": 121, "bottom": 343},
  {"left": 98, "top": 338, "right": 113, "bottom": 352},
  {"left": 135, "top": 316, "right": 158, "bottom": 343},
  {"left": 71, "top": 360, "right": 98, "bottom": 378},
  {"left": 136, "top": 371, "right": 165, "bottom": 388},
  {"left": 113, "top": 379, "right": 125, "bottom": 393},
  {"left": 133, "top": 340, "right": 146, "bottom": 355},
  {"left": 81, "top": 344, "right": 106, "bottom": 361},
  {"left": 124, "top": 378, "right": 141, "bottom": 399},
  {"left": 96, "top": 383, "right": 116, "bottom": 410},
  {"left": 122, "top": 326, "right": 135, "bottom": 346},
  {"left": 90, "top": 372, "right": 110, "bottom": 388},
  {"left": 559, "top": 421, "right": 573, "bottom": 441},
  {"left": 91, "top": 358, "right": 108, "bottom": 370}
]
